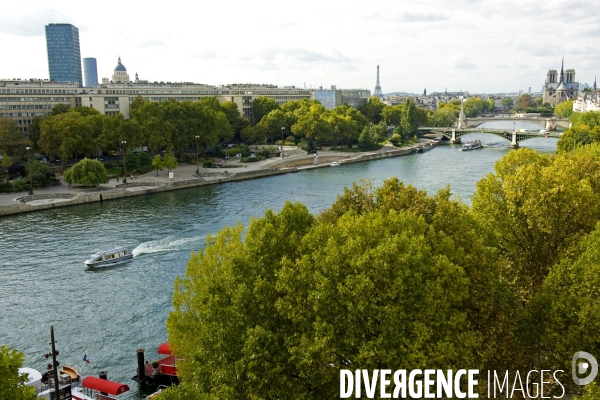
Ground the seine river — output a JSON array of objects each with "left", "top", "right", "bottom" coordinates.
[{"left": 0, "top": 123, "right": 558, "bottom": 397}]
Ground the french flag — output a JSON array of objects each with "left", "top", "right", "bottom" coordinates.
[{"left": 83, "top": 354, "right": 90, "bottom": 363}]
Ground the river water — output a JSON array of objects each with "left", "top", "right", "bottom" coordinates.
[{"left": 0, "top": 123, "right": 558, "bottom": 397}]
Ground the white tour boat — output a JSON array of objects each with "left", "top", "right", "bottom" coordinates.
[
  {"left": 84, "top": 247, "right": 133, "bottom": 268},
  {"left": 460, "top": 140, "right": 483, "bottom": 151},
  {"left": 330, "top": 161, "right": 340, "bottom": 167}
]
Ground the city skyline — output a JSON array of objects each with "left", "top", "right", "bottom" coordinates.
[{"left": 0, "top": 0, "right": 598, "bottom": 93}]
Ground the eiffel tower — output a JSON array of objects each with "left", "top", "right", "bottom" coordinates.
[{"left": 374, "top": 64, "right": 383, "bottom": 97}]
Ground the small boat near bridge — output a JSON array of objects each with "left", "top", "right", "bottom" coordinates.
[{"left": 460, "top": 140, "right": 483, "bottom": 151}]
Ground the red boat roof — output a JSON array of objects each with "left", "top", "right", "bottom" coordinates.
[
  {"left": 158, "top": 342, "right": 171, "bottom": 355},
  {"left": 82, "top": 376, "right": 130, "bottom": 395}
]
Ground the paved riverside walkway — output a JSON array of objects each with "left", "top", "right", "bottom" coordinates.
[{"left": 0, "top": 142, "right": 430, "bottom": 212}]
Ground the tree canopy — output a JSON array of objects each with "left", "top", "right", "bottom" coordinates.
[
  {"left": 165, "top": 179, "right": 510, "bottom": 398},
  {"left": 0, "top": 118, "right": 32, "bottom": 159},
  {"left": 358, "top": 97, "right": 386, "bottom": 124},
  {"left": 251, "top": 96, "right": 279, "bottom": 124},
  {"left": 557, "top": 111, "right": 600, "bottom": 152},
  {"left": 501, "top": 97, "right": 514, "bottom": 109},
  {"left": 554, "top": 100, "right": 574, "bottom": 118},
  {"left": 63, "top": 158, "right": 109, "bottom": 186},
  {"left": 0, "top": 345, "right": 37, "bottom": 400}
]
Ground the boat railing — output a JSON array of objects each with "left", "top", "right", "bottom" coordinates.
[{"left": 34, "top": 375, "right": 82, "bottom": 395}]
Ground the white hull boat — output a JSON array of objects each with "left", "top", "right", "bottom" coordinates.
[{"left": 84, "top": 247, "right": 133, "bottom": 268}]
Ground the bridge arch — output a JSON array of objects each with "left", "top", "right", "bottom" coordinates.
[{"left": 418, "top": 127, "right": 561, "bottom": 148}]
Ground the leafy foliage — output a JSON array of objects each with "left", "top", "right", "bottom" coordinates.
[
  {"left": 0, "top": 346, "right": 37, "bottom": 400},
  {"left": 152, "top": 154, "right": 163, "bottom": 175},
  {"left": 0, "top": 118, "right": 32, "bottom": 159},
  {"left": 63, "top": 158, "right": 109, "bottom": 186},
  {"left": 358, "top": 97, "right": 386, "bottom": 124},
  {"left": 472, "top": 146, "right": 600, "bottom": 297},
  {"left": 251, "top": 97, "right": 279, "bottom": 124},
  {"left": 502, "top": 97, "right": 514, "bottom": 109},
  {"left": 163, "top": 151, "right": 177, "bottom": 173},
  {"left": 557, "top": 111, "right": 600, "bottom": 152},
  {"left": 554, "top": 100, "right": 574, "bottom": 118},
  {"left": 166, "top": 180, "right": 508, "bottom": 398}
]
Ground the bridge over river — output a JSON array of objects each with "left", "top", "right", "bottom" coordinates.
[
  {"left": 465, "top": 116, "right": 571, "bottom": 130},
  {"left": 419, "top": 126, "right": 562, "bottom": 148}
]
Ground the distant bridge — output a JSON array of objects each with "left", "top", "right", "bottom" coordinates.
[
  {"left": 418, "top": 127, "right": 561, "bottom": 148},
  {"left": 465, "top": 116, "right": 571, "bottom": 130}
]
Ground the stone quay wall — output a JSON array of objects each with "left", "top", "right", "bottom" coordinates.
[{"left": 0, "top": 146, "right": 422, "bottom": 217}]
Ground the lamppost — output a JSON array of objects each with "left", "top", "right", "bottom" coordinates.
[
  {"left": 121, "top": 140, "right": 127, "bottom": 184},
  {"left": 281, "top": 127, "right": 285, "bottom": 158},
  {"left": 195, "top": 135, "right": 200, "bottom": 174},
  {"left": 26, "top": 146, "right": 32, "bottom": 195}
]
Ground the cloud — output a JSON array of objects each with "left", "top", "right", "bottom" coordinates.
[
  {"left": 261, "top": 47, "right": 353, "bottom": 64},
  {"left": 445, "top": 53, "right": 477, "bottom": 69},
  {"left": 277, "top": 21, "right": 295, "bottom": 28},
  {"left": 399, "top": 11, "right": 448, "bottom": 22},
  {"left": 137, "top": 39, "right": 163, "bottom": 48},
  {"left": 190, "top": 50, "right": 224, "bottom": 60},
  {"left": 0, "top": 8, "right": 75, "bottom": 37}
]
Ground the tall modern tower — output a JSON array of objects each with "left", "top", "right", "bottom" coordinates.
[
  {"left": 45, "top": 23, "right": 83, "bottom": 86},
  {"left": 83, "top": 57, "right": 98, "bottom": 87},
  {"left": 374, "top": 65, "right": 383, "bottom": 97}
]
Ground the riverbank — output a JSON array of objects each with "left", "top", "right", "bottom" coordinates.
[{"left": 0, "top": 142, "right": 432, "bottom": 217}]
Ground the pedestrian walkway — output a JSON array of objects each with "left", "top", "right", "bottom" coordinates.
[{"left": 0, "top": 143, "right": 430, "bottom": 209}]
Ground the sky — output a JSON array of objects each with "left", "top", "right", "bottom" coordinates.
[{"left": 1, "top": 0, "right": 598, "bottom": 94}]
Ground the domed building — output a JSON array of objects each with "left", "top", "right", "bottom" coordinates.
[{"left": 111, "top": 57, "right": 130, "bottom": 82}]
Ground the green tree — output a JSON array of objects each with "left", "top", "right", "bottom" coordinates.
[
  {"left": 522, "top": 225, "right": 600, "bottom": 393},
  {"left": 63, "top": 158, "right": 109, "bottom": 187},
  {"left": 240, "top": 124, "right": 268, "bottom": 144},
  {"left": 534, "top": 96, "right": 543, "bottom": 106},
  {"left": 165, "top": 180, "right": 508, "bottom": 398},
  {"left": 357, "top": 126, "right": 376, "bottom": 148},
  {"left": 1, "top": 153, "right": 11, "bottom": 180},
  {"left": 371, "top": 120, "right": 389, "bottom": 143},
  {"left": 0, "top": 345, "right": 37, "bottom": 400},
  {"left": 0, "top": 118, "right": 32, "bottom": 158},
  {"left": 554, "top": 99, "right": 574, "bottom": 118},
  {"left": 28, "top": 116, "right": 43, "bottom": 150},
  {"left": 328, "top": 104, "right": 367, "bottom": 148},
  {"left": 152, "top": 154, "right": 163, "bottom": 176},
  {"left": 429, "top": 103, "right": 459, "bottom": 127},
  {"left": 50, "top": 103, "right": 70, "bottom": 115},
  {"left": 518, "top": 94, "right": 533, "bottom": 109},
  {"left": 137, "top": 151, "right": 151, "bottom": 170},
  {"left": 257, "top": 109, "right": 289, "bottom": 141},
  {"left": 291, "top": 104, "right": 333, "bottom": 147},
  {"left": 471, "top": 146, "right": 600, "bottom": 298},
  {"left": 400, "top": 98, "right": 419, "bottom": 138},
  {"left": 381, "top": 104, "right": 403, "bottom": 126},
  {"left": 358, "top": 97, "right": 386, "bottom": 124},
  {"left": 502, "top": 97, "right": 514, "bottom": 109},
  {"left": 163, "top": 151, "right": 177, "bottom": 173},
  {"left": 464, "top": 97, "right": 485, "bottom": 117},
  {"left": 124, "top": 151, "right": 138, "bottom": 173},
  {"left": 557, "top": 124, "right": 600, "bottom": 152},
  {"left": 220, "top": 101, "right": 250, "bottom": 139},
  {"left": 570, "top": 111, "right": 600, "bottom": 128},
  {"left": 251, "top": 96, "right": 279, "bottom": 124},
  {"left": 39, "top": 111, "right": 95, "bottom": 171}
]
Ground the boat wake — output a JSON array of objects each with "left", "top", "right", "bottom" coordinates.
[{"left": 132, "top": 235, "right": 207, "bottom": 257}]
